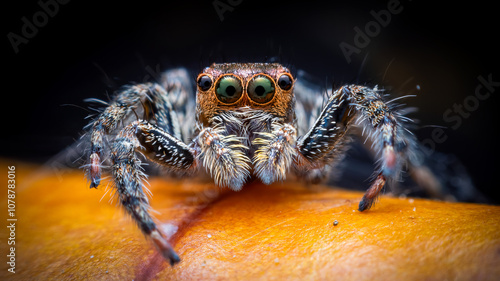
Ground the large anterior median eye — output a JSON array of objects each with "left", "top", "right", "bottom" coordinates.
[
  {"left": 215, "top": 75, "right": 243, "bottom": 104},
  {"left": 247, "top": 75, "right": 275, "bottom": 104}
]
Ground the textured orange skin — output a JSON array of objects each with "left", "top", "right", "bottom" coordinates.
[{"left": 1, "top": 161, "right": 499, "bottom": 280}]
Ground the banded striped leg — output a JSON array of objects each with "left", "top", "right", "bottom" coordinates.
[
  {"left": 297, "top": 85, "right": 408, "bottom": 211},
  {"left": 87, "top": 83, "right": 180, "bottom": 188},
  {"left": 111, "top": 121, "right": 195, "bottom": 265}
]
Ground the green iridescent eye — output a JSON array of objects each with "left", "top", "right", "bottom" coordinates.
[
  {"left": 248, "top": 75, "right": 275, "bottom": 104},
  {"left": 215, "top": 75, "right": 243, "bottom": 104}
]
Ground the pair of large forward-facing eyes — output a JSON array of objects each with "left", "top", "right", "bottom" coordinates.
[{"left": 197, "top": 73, "right": 293, "bottom": 104}]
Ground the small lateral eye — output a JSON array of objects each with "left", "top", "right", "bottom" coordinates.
[
  {"left": 197, "top": 75, "right": 213, "bottom": 91},
  {"left": 215, "top": 75, "right": 243, "bottom": 104},
  {"left": 277, "top": 74, "right": 293, "bottom": 90},
  {"left": 247, "top": 75, "right": 275, "bottom": 104}
]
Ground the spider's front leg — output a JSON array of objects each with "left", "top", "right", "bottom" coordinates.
[
  {"left": 86, "top": 77, "right": 194, "bottom": 265},
  {"left": 296, "top": 85, "right": 409, "bottom": 211},
  {"left": 111, "top": 120, "right": 195, "bottom": 265},
  {"left": 87, "top": 83, "right": 181, "bottom": 188}
]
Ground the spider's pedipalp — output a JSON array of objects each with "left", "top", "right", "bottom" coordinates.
[
  {"left": 253, "top": 123, "right": 297, "bottom": 184},
  {"left": 196, "top": 127, "right": 251, "bottom": 190}
]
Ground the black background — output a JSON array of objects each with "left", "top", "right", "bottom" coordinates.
[{"left": 3, "top": 0, "right": 499, "bottom": 202}]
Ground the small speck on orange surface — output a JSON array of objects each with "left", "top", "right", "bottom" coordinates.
[{"left": 1, "top": 160, "right": 499, "bottom": 280}]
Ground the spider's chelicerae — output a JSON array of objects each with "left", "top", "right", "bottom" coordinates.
[{"left": 85, "top": 62, "right": 425, "bottom": 265}]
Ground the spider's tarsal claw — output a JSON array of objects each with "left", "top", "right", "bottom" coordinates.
[
  {"left": 167, "top": 251, "right": 181, "bottom": 266},
  {"left": 89, "top": 179, "right": 100, "bottom": 189},
  {"left": 358, "top": 174, "right": 386, "bottom": 212},
  {"left": 358, "top": 197, "right": 371, "bottom": 212},
  {"left": 150, "top": 229, "right": 180, "bottom": 266}
]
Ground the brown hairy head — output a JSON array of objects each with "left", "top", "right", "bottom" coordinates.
[{"left": 195, "top": 63, "right": 295, "bottom": 124}]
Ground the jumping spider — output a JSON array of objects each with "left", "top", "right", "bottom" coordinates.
[{"left": 85, "top": 62, "right": 424, "bottom": 265}]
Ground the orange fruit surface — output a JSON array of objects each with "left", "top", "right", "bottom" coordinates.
[{"left": 0, "top": 160, "right": 499, "bottom": 280}]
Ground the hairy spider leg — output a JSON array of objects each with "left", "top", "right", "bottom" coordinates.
[
  {"left": 296, "top": 85, "right": 408, "bottom": 211},
  {"left": 136, "top": 121, "right": 195, "bottom": 170},
  {"left": 86, "top": 82, "right": 189, "bottom": 265},
  {"left": 87, "top": 83, "right": 181, "bottom": 188},
  {"left": 111, "top": 121, "right": 196, "bottom": 265},
  {"left": 296, "top": 86, "right": 355, "bottom": 170}
]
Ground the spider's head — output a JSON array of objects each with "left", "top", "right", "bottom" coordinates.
[{"left": 195, "top": 63, "right": 295, "bottom": 125}]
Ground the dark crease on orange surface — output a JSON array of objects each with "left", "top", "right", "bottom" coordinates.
[{"left": 134, "top": 187, "right": 232, "bottom": 280}]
